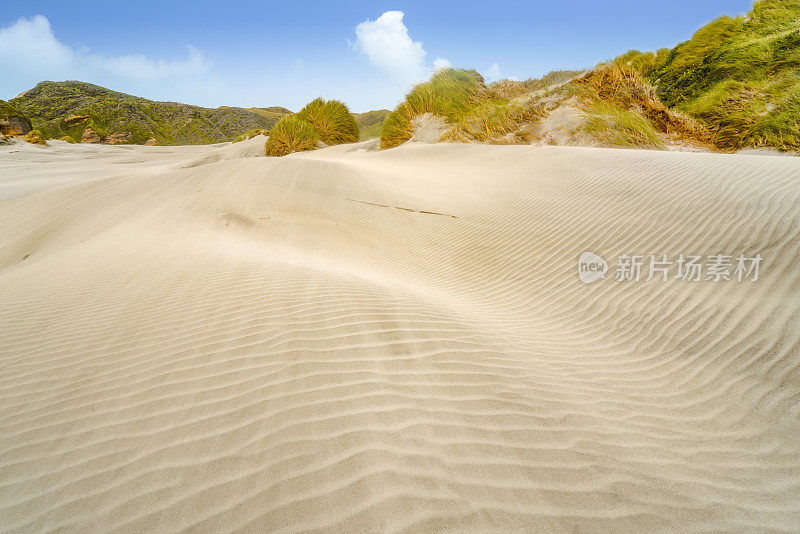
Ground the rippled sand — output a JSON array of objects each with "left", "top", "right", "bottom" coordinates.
[{"left": 0, "top": 137, "right": 798, "bottom": 532}]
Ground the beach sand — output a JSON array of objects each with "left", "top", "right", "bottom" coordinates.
[{"left": 0, "top": 137, "right": 799, "bottom": 531}]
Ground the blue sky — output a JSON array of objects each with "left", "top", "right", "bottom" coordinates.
[{"left": 0, "top": 0, "right": 754, "bottom": 112}]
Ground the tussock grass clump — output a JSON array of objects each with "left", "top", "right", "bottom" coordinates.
[
  {"left": 233, "top": 128, "right": 270, "bottom": 143},
  {"left": 265, "top": 116, "right": 320, "bottom": 157},
  {"left": 530, "top": 70, "right": 584, "bottom": 91},
  {"left": 380, "top": 69, "right": 486, "bottom": 148},
  {"left": 582, "top": 102, "right": 664, "bottom": 149},
  {"left": 617, "top": 0, "right": 800, "bottom": 151},
  {"left": 381, "top": 68, "right": 543, "bottom": 148},
  {"left": 488, "top": 79, "right": 536, "bottom": 99},
  {"left": 613, "top": 49, "right": 670, "bottom": 78},
  {"left": 442, "top": 99, "right": 544, "bottom": 144},
  {"left": 23, "top": 130, "right": 47, "bottom": 145},
  {"left": 296, "top": 98, "right": 359, "bottom": 145},
  {"left": 572, "top": 65, "right": 711, "bottom": 146}
]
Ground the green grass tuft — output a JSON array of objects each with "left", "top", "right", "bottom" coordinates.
[
  {"left": 582, "top": 102, "right": 665, "bottom": 149},
  {"left": 23, "top": 129, "right": 47, "bottom": 145},
  {"left": 265, "top": 116, "right": 320, "bottom": 157},
  {"left": 617, "top": 0, "right": 800, "bottom": 151},
  {"left": 296, "top": 98, "right": 359, "bottom": 145},
  {"left": 380, "top": 68, "right": 486, "bottom": 148},
  {"left": 380, "top": 68, "right": 544, "bottom": 148}
]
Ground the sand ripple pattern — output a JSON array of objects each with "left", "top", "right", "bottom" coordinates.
[{"left": 0, "top": 139, "right": 799, "bottom": 532}]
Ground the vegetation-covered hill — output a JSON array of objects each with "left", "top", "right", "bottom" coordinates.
[
  {"left": 352, "top": 110, "right": 390, "bottom": 140},
  {"left": 246, "top": 106, "right": 294, "bottom": 121},
  {"left": 9, "top": 82, "right": 283, "bottom": 145},
  {"left": 615, "top": 0, "right": 800, "bottom": 151}
]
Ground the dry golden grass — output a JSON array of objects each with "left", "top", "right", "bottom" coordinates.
[
  {"left": 572, "top": 65, "right": 712, "bottom": 145},
  {"left": 296, "top": 98, "right": 359, "bottom": 146},
  {"left": 23, "top": 130, "right": 47, "bottom": 146},
  {"left": 381, "top": 69, "right": 543, "bottom": 148},
  {"left": 265, "top": 116, "right": 320, "bottom": 157}
]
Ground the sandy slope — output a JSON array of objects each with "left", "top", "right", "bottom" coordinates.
[{"left": 0, "top": 137, "right": 799, "bottom": 532}]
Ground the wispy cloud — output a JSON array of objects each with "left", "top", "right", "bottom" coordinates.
[
  {"left": 484, "top": 62, "right": 502, "bottom": 82},
  {"left": 432, "top": 57, "right": 451, "bottom": 71},
  {"left": 0, "top": 15, "right": 213, "bottom": 97}
]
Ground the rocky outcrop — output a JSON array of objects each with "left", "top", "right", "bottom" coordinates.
[
  {"left": 144, "top": 137, "right": 158, "bottom": 146},
  {"left": 0, "top": 116, "right": 32, "bottom": 136},
  {"left": 0, "top": 100, "right": 33, "bottom": 136},
  {"left": 106, "top": 132, "right": 131, "bottom": 145},
  {"left": 63, "top": 115, "right": 90, "bottom": 127},
  {"left": 81, "top": 127, "right": 102, "bottom": 143}
]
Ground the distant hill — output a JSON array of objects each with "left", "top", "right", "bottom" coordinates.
[
  {"left": 9, "top": 82, "right": 287, "bottom": 145},
  {"left": 352, "top": 109, "right": 390, "bottom": 140}
]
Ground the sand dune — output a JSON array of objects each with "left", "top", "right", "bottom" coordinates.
[{"left": 0, "top": 137, "right": 799, "bottom": 532}]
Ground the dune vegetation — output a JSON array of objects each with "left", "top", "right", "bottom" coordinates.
[
  {"left": 296, "top": 98, "right": 360, "bottom": 145},
  {"left": 22, "top": 130, "right": 47, "bottom": 145},
  {"left": 615, "top": 0, "right": 800, "bottom": 151},
  {"left": 378, "top": 65, "right": 710, "bottom": 151},
  {"left": 264, "top": 116, "right": 321, "bottom": 156},
  {"left": 265, "top": 98, "right": 362, "bottom": 156},
  {"left": 570, "top": 65, "right": 710, "bottom": 149},
  {"left": 379, "top": 68, "right": 546, "bottom": 148}
]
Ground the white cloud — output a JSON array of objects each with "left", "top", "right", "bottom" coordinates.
[
  {"left": 354, "top": 11, "right": 429, "bottom": 84},
  {"left": 484, "top": 62, "right": 502, "bottom": 82},
  {"left": 0, "top": 15, "right": 213, "bottom": 98},
  {"left": 432, "top": 57, "right": 451, "bottom": 71}
]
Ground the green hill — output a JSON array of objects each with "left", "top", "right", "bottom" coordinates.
[
  {"left": 9, "top": 81, "right": 285, "bottom": 145},
  {"left": 352, "top": 109, "right": 390, "bottom": 140},
  {"left": 615, "top": 0, "right": 800, "bottom": 151}
]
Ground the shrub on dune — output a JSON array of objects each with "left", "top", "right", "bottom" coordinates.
[
  {"left": 380, "top": 68, "right": 486, "bottom": 149},
  {"left": 23, "top": 130, "right": 47, "bottom": 145},
  {"left": 571, "top": 64, "right": 710, "bottom": 147},
  {"left": 296, "top": 98, "right": 359, "bottom": 145},
  {"left": 582, "top": 102, "right": 665, "bottom": 149},
  {"left": 381, "top": 68, "right": 546, "bottom": 148},
  {"left": 264, "top": 116, "right": 320, "bottom": 157},
  {"left": 614, "top": 0, "right": 800, "bottom": 151}
]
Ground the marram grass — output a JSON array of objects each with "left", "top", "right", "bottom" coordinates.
[
  {"left": 615, "top": 0, "right": 800, "bottom": 151},
  {"left": 296, "top": 98, "right": 359, "bottom": 146},
  {"left": 380, "top": 68, "right": 543, "bottom": 148},
  {"left": 380, "top": 69, "right": 486, "bottom": 149},
  {"left": 265, "top": 116, "right": 320, "bottom": 157}
]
